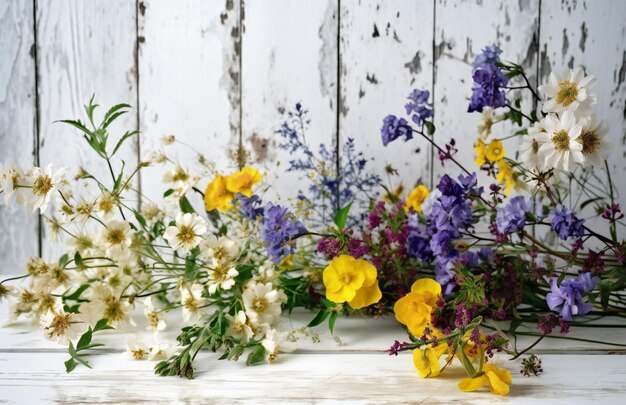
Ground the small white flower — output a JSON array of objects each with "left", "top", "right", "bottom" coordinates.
[
  {"left": 26, "top": 164, "right": 66, "bottom": 213},
  {"left": 0, "top": 162, "right": 30, "bottom": 205},
  {"left": 126, "top": 336, "right": 149, "bottom": 360},
  {"left": 148, "top": 341, "right": 172, "bottom": 360},
  {"left": 225, "top": 310, "right": 254, "bottom": 342},
  {"left": 96, "top": 191, "right": 119, "bottom": 220},
  {"left": 180, "top": 284, "right": 205, "bottom": 324},
  {"left": 67, "top": 227, "right": 98, "bottom": 255},
  {"left": 141, "top": 149, "right": 167, "bottom": 165},
  {"left": 242, "top": 282, "right": 283, "bottom": 325},
  {"left": 539, "top": 67, "right": 597, "bottom": 113},
  {"left": 163, "top": 213, "right": 207, "bottom": 255},
  {"left": 80, "top": 284, "right": 133, "bottom": 329},
  {"left": 39, "top": 299, "right": 85, "bottom": 345},
  {"left": 161, "top": 134, "right": 176, "bottom": 145},
  {"left": 98, "top": 219, "right": 132, "bottom": 256},
  {"left": 163, "top": 163, "right": 199, "bottom": 197},
  {"left": 253, "top": 261, "right": 278, "bottom": 284},
  {"left": 261, "top": 329, "right": 296, "bottom": 363},
  {"left": 141, "top": 202, "right": 165, "bottom": 225},
  {"left": 199, "top": 235, "right": 240, "bottom": 266},
  {"left": 143, "top": 297, "right": 166, "bottom": 333},
  {"left": 207, "top": 265, "right": 239, "bottom": 294},
  {"left": 477, "top": 107, "right": 503, "bottom": 140},
  {"left": 519, "top": 121, "right": 547, "bottom": 172},
  {"left": 576, "top": 114, "right": 612, "bottom": 167},
  {"left": 537, "top": 110, "right": 584, "bottom": 172}
]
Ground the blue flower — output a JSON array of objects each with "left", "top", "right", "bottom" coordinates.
[
  {"left": 496, "top": 196, "right": 531, "bottom": 234},
  {"left": 237, "top": 194, "right": 263, "bottom": 221},
  {"left": 551, "top": 205, "right": 585, "bottom": 240},
  {"left": 381, "top": 115, "right": 413, "bottom": 146},
  {"left": 406, "top": 214, "right": 434, "bottom": 261},
  {"left": 260, "top": 203, "right": 307, "bottom": 263},
  {"left": 405, "top": 89, "right": 433, "bottom": 126},
  {"left": 467, "top": 45, "right": 509, "bottom": 113},
  {"left": 546, "top": 274, "right": 597, "bottom": 321}
]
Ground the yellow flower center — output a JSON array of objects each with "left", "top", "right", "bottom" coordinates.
[
  {"left": 131, "top": 348, "right": 147, "bottom": 360},
  {"left": 98, "top": 196, "right": 114, "bottom": 212},
  {"left": 104, "top": 296, "right": 124, "bottom": 322},
  {"left": 184, "top": 296, "right": 199, "bottom": 312},
  {"left": 147, "top": 311, "right": 160, "bottom": 329},
  {"left": 177, "top": 225, "right": 196, "bottom": 245},
  {"left": 252, "top": 297, "right": 269, "bottom": 313},
  {"left": 577, "top": 130, "right": 600, "bottom": 155},
  {"left": 172, "top": 168, "right": 189, "bottom": 183},
  {"left": 107, "top": 228, "right": 126, "bottom": 245},
  {"left": 76, "top": 201, "right": 94, "bottom": 217},
  {"left": 531, "top": 139, "right": 539, "bottom": 153},
  {"left": 33, "top": 175, "right": 53, "bottom": 197},
  {"left": 551, "top": 130, "right": 571, "bottom": 151},
  {"left": 46, "top": 312, "right": 73, "bottom": 338},
  {"left": 213, "top": 247, "right": 228, "bottom": 261},
  {"left": 556, "top": 80, "right": 578, "bottom": 106}
]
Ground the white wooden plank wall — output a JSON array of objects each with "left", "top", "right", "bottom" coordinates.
[{"left": 1, "top": 0, "right": 626, "bottom": 273}]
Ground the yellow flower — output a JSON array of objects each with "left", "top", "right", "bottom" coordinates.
[
  {"left": 322, "top": 255, "right": 382, "bottom": 309},
  {"left": 393, "top": 278, "right": 441, "bottom": 337},
  {"left": 485, "top": 140, "right": 505, "bottom": 162},
  {"left": 204, "top": 174, "right": 234, "bottom": 212},
  {"left": 225, "top": 167, "right": 262, "bottom": 197},
  {"left": 496, "top": 160, "right": 516, "bottom": 196},
  {"left": 413, "top": 342, "right": 449, "bottom": 378},
  {"left": 474, "top": 140, "right": 487, "bottom": 166},
  {"left": 404, "top": 185, "right": 430, "bottom": 213},
  {"left": 458, "top": 364, "right": 512, "bottom": 396}
]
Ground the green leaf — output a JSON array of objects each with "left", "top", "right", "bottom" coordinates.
[
  {"left": 57, "top": 119, "right": 92, "bottom": 136},
  {"left": 134, "top": 212, "right": 147, "bottom": 228},
  {"left": 59, "top": 253, "right": 69, "bottom": 268},
  {"left": 581, "top": 196, "right": 605, "bottom": 210},
  {"left": 64, "top": 358, "right": 78, "bottom": 373},
  {"left": 227, "top": 345, "right": 245, "bottom": 361},
  {"left": 307, "top": 308, "right": 330, "bottom": 328},
  {"left": 179, "top": 196, "right": 196, "bottom": 214},
  {"left": 424, "top": 121, "right": 436, "bottom": 135},
  {"left": 328, "top": 311, "right": 338, "bottom": 334},
  {"left": 163, "top": 188, "right": 175, "bottom": 198},
  {"left": 246, "top": 345, "right": 267, "bottom": 366},
  {"left": 333, "top": 203, "right": 352, "bottom": 231},
  {"left": 184, "top": 257, "right": 198, "bottom": 280},
  {"left": 64, "top": 283, "right": 89, "bottom": 301},
  {"left": 76, "top": 328, "right": 93, "bottom": 350},
  {"left": 93, "top": 318, "right": 114, "bottom": 332},
  {"left": 113, "top": 161, "right": 126, "bottom": 191},
  {"left": 234, "top": 264, "right": 255, "bottom": 285},
  {"left": 74, "top": 252, "right": 82, "bottom": 267},
  {"left": 111, "top": 130, "right": 139, "bottom": 157}
]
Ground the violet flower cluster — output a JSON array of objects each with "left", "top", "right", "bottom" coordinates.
[
  {"left": 468, "top": 45, "right": 509, "bottom": 113},
  {"left": 260, "top": 203, "right": 307, "bottom": 264},
  {"left": 546, "top": 273, "right": 598, "bottom": 321},
  {"left": 551, "top": 205, "right": 585, "bottom": 240}
]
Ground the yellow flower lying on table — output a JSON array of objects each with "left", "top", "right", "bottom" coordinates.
[
  {"left": 458, "top": 364, "right": 512, "bottom": 396},
  {"left": 204, "top": 167, "right": 262, "bottom": 211},
  {"left": 413, "top": 342, "right": 449, "bottom": 378},
  {"left": 404, "top": 185, "right": 430, "bottom": 213},
  {"left": 393, "top": 278, "right": 441, "bottom": 337},
  {"left": 322, "top": 254, "right": 382, "bottom": 309}
]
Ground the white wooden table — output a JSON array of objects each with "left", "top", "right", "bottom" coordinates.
[{"left": 2, "top": 301, "right": 626, "bottom": 404}]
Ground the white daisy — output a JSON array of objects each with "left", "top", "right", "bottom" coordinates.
[
  {"left": 126, "top": 336, "right": 149, "bottom": 360},
  {"left": 180, "top": 283, "right": 205, "bottom": 324},
  {"left": 148, "top": 341, "right": 172, "bottom": 360},
  {"left": 539, "top": 67, "right": 597, "bottom": 113},
  {"left": 537, "top": 110, "right": 584, "bottom": 172},
  {"left": 143, "top": 297, "right": 166, "bottom": 333},
  {"left": 96, "top": 191, "right": 119, "bottom": 220},
  {"left": 141, "top": 149, "right": 167, "bottom": 165},
  {"left": 98, "top": 219, "right": 132, "bottom": 256},
  {"left": 141, "top": 202, "right": 165, "bottom": 225},
  {"left": 225, "top": 310, "right": 254, "bottom": 342},
  {"left": 26, "top": 164, "right": 66, "bottom": 213},
  {"left": 261, "top": 329, "right": 296, "bottom": 363},
  {"left": 206, "top": 265, "right": 239, "bottom": 294},
  {"left": 519, "top": 120, "right": 547, "bottom": 172},
  {"left": 0, "top": 162, "right": 30, "bottom": 205},
  {"left": 199, "top": 235, "right": 240, "bottom": 266},
  {"left": 576, "top": 114, "right": 612, "bottom": 167},
  {"left": 163, "top": 213, "right": 207, "bottom": 255},
  {"left": 39, "top": 299, "right": 85, "bottom": 345},
  {"left": 80, "top": 284, "right": 133, "bottom": 329},
  {"left": 163, "top": 163, "right": 199, "bottom": 197},
  {"left": 242, "top": 282, "right": 283, "bottom": 325}
]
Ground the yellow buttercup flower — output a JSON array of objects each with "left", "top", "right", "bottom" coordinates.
[
  {"left": 322, "top": 255, "right": 382, "bottom": 310},
  {"left": 225, "top": 167, "right": 262, "bottom": 197},
  {"left": 413, "top": 342, "right": 449, "bottom": 378},
  {"left": 204, "top": 174, "right": 234, "bottom": 212},
  {"left": 393, "top": 278, "right": 441, "bottom": 337},
  {"left": 485, "top": 140, "right": 505, "bottom": 162},
  {"left": 496, "top": 160, "right": 516, "bottom": 196},
  {"left": 458, "top": 364, "right": 512, "bottom": 396},
  {"left": 405, "top": 185, "right": 430, "bottom": 213},
  {"left": 474, "top": 139, "right": 487, "bottom": 166}
]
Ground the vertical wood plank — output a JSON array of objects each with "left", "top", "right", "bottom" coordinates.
[
  {"left": 540, "top": 0, "right": 626, "bottom": 240},
  {"left": 340, "top": 0, "right": 435, "bottom": 194},
  {"left": 36, "top": 0, "right": 138, "bottom": 257},
  {"left": 138, "top": 0, "right": 241, "bottom": 205},
  {"left": 433, "top": 0, "right": 540, "bottom": 185},
  {"left": 0, "top": 1, "right": 38, "bottom": 274},
  {"left": 241, "top": 0, "right": 338, "bottom": 202}
]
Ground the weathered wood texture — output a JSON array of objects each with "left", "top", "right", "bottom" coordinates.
[
  {"left": 1, "top": 1, "right": 626, "bottom": 273},
  {"left": 0, "top": 1, "right": 38, "bottom": 274}
]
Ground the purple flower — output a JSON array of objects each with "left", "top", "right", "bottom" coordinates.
[
  {"left": 545, "top": 275, "right": 597, "bottom": 321},
  {"left": 551, "top": 205, "right": 585, "bottom": 240},
  {"left": 406, "top": 214, "right": 434, "bottom": 261},
  {"left": 317, "top": 237, "right": 340, "bottom": 259},
  {"left": 495, "top": 196, "right": 531, "bottom": 234},
  {"left": 405, "top": 89, "right": 433, "bottom": 126},
  {"left": 237, "top": 194, "right": 263, "bottom": 221},
  {"left": 467, "top": 45, "right": 509, "bottom": 113},
  {"left": 381, "top": 115, "right": 413, "bottom": 146},
  {"left": 261, "top": 203, "right": 307, "bottom": 263}
]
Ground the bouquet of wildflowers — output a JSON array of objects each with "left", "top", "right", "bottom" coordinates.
[{"left": 2, "top": 42, "right": 626, "bottom": 398}]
